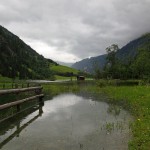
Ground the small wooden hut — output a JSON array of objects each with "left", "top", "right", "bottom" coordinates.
[{"left": 76, "top": 75, "right": 85, "bottom": 81}]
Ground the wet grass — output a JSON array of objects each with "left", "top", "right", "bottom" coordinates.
[
  {"left": 82, "top": 83, "right": 150, "bottom": 150},
  {"left": 101, "top": 86, "right": 150, "bottom": 150},
  {"left": 42, "top": 82, "right": 79, "bottom": 97}
]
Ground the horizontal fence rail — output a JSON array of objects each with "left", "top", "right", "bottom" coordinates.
[
  {"left": 0, "top": 86, "right": 42, "bottom": 95},
  {"left": 0, "top": 94, "right": 44, "bottom": 111},
  {"left": 0, "top": 86, "right": 44, "bottom": 122}
]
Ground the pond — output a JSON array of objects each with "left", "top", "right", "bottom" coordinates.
[{"left": 0, "top": 93, "right": 132, "bottom": 150}]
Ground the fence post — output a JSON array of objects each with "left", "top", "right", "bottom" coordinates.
[
  {"left": 27, "top": 83, "right": 29, "bottom": 87},
  {"left": 16, "top": 122, "right": 20, "bottom": 137},
  {"left": 39, "top": 106, "right": 43, "bottom": 116},
  {"left": 39, "top": 96, "right": 44, "bottom": 106},
  {"left": 17, "top": 104, "right": 21, "bottom": 112},
  {"left": 12, "top": 83, "right": 14, "bottom": 89},
  {"left": 15, "top": 84, "right": 18, "bottom": 89}
]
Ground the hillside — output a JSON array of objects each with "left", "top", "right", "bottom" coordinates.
[
  {"left": 56, "top": 61, "right": 73, "bottom": 67},
  {"left": 72, "top": 33, "right": 150, "bottom": 74},
  {"left": 51, "top": 64, "right": 79, "bottom": 75},
  {"left": 0, "top": 25, "right": 56, "bottom": 80},
  {"left": 72, "top": 55, "right": 106, "bottom": 73},
  {"left": 51, "top": 64, "right": 79, "bottom": 80}
]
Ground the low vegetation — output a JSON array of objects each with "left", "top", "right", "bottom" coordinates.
[
  {"left": 101, "top": 85, "right": 150, "bottom": 150},
  {"left": 51, "top": 64, "right": 79, "bottom": 74}
]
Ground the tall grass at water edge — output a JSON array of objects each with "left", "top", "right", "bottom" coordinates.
[{"left": 101, "top": 85, "right": 150, "bottom": 150}]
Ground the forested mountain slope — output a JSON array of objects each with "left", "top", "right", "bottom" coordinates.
[{"left": 0, "top": 25, "right": 56, "bottom": 79}]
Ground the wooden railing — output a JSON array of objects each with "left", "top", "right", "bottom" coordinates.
[
  {"left": 0, "top": 86, "right": 44, "bottom": 122},
  {"left": 0, "top": 83, "right": 38, "bottom": 90}
]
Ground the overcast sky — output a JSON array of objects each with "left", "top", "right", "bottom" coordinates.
[{"left": 0, "top": 0, "right": 150, "bottom": 63}]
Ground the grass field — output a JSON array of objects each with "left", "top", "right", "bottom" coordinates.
[
  {"left": 0, "top": 75, "right": 13, "bottom": 83},
  {"left": 51, "top": 64, "right": 79, "bottom": 74},
  {"left": 54, "top": 75, "right": 77, "bottom": 80}
]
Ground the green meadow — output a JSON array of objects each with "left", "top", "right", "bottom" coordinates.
[{"left": 51, "top": 64, "right": 79, "bottom": 74}]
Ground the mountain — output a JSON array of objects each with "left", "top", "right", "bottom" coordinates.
[
  {"left": 0, "top": 25, "right": 57, "bottom": 80},
  {"left": 72, "top": 55, "right": 107, "bottom": 73},
  {"left": 72, "top": 33, "right": 150, "bottom": 73},
  {"left": 116, "top": 33, "right": 150, "bottom": 60}
]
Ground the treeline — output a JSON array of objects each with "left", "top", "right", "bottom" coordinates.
[{"left": 95, "top": 34, "right": 150, "bottom": 81}]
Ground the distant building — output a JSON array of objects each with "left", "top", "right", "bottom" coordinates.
[{"left": 76, "top": 75, "right": 85, "bottom": 81}]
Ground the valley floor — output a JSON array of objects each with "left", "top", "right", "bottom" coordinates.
[{"left": 0, "top": 80, "right": 149, "bottom": 149}]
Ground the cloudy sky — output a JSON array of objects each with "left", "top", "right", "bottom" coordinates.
[{"left": 0, "top": 0, "right": 150, "bottom": 63}]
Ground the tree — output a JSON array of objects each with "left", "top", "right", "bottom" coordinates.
[
  {"left": 104, "top": 44, "right": 119, "bottom": 78},
  {"left": 131, "top": 46, "right": 150, "bottom": 79}
]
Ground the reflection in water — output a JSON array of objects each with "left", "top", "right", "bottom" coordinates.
[
  {"left": 0, "top": 106, "right": 43, "bottom": 149},
  {"left": 0, "top": 93, "right": 132, "bottom": 150}
]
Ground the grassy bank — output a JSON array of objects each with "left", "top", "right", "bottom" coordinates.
[
  {"left": 101, "top": 86, "right": 150, "bottom": 150},
  {"left": 75, "top": 82, "right": 150, "bottom": 150}
]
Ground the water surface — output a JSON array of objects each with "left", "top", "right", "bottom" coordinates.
[{"left": 0, "top": 93, "right": 132, "bottom": 150}]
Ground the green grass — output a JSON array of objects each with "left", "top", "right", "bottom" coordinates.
[
  {"left": 54, "top": 75, "right": 73, "bottom": 80},
  {"left": 0, "top": 75, "right": 13, "bottom": 83},
  {"left": 55, "top": 75, "right": 93, "bottom": 81},
  {"left": 42, "top": 82, "right": 79, "bottom": 98},
  {"left": 101, "top": 86, "right": 150, "bottom": 150},
  {"left": 51, "top": 64, "right": 79, "bottom": 74}
]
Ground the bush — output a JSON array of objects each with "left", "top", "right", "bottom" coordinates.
[{"left": 96, "top": 79, "right": 107, "bottom": 87}]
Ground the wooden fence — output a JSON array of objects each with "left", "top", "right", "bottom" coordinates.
[
  {"left": 0, "top": 86, "right": 44, "bottom": 122},
  {"left": 0, "top": 83, "right": 38, "bottom": 89}
]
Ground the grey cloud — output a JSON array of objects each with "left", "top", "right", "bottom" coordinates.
[{"left": 0, "top": 0, "right": 150, "bottom": 61}]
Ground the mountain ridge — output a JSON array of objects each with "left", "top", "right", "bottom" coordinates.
[{"left": 72, "top": 33, "right": 150, "bottom": 73}]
